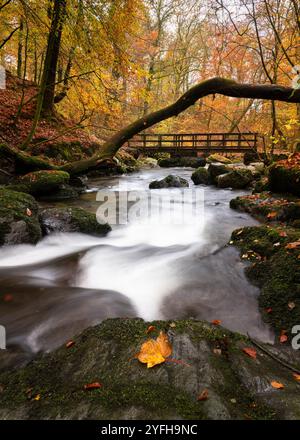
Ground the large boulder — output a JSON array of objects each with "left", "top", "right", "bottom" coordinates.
[
  {"left": 0, "top": 318, "right": 300, "bottom": 420},
  {"left": 0, "top": 189, "right": 42, "bottom": 245},
  {"left": 269, "top": 160, "right": 300, "bottom": 196},
  {"left": 20, "top": 170, "right": 70, "bottom": 196},
  {"left": 191, "top": 167, "right": 211, "bottom": 185},
  {"left": 217, "top": 169, "right": 253, "bottom": 189},
  {"left": 158, "top": 157, "right": 206, "bottom": 168},
  {"left": 208, "top": 163, "right": 230, "bottom": 184},
  {"left": 149, "top": 175, "right": 189, "bottom": 189},
  {"left": 40, "top": 207, "right": 111, "bottom": 236},
  {"left": 207, "top": 154, "right": 232, "bottom": 164}
]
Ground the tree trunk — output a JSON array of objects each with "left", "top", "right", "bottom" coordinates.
[
  {"left": 41, "top": 0, "right": 67, "bottom": 117},
  {"left": 17, "top": 19, "right": 24, "bottom": 78}
]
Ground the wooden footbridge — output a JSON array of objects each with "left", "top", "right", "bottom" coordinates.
[{"left": 127, "top": 132, "right": 258, "bottom": 157}]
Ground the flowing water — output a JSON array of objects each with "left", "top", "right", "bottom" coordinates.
[{"left": 0, "top": 168, "right": 273, "bottom": 364}]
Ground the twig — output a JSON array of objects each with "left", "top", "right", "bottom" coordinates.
[{"left": 247, "top": 333, "right": 300, "bottom": 375}]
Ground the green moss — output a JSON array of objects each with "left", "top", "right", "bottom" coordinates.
[
  {"left": 20, "top": 170, "right": 70, "bottom": 195},
  {"left": 217, "top": 169, "right": 253, "bottom": 189},
  {"left": 191, "top": 167, "right": 210, "bottom": 185},
  {"left": 0, "top": 189, "right": 41, "bottom": 245}
]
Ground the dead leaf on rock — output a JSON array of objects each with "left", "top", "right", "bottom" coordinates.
[
  {"left": 197, "top": 389, "right": 209, "bottom": 401},
  {"left": 288, "top": 302, "right": 296, "bottom": 311},
  {"left": 242, "top": 347, "right": 257, "bottom": 359},
  {"left": 146, "top": 325, "right": 156, "bottom": 334},
  {"left": 293, "top": 373, "right": 300, "bottom": 382},
  {"left": 211, "top": 320, "right": 221, "bottom": 326},
  {"left": 271, "top": 381, "right": 284, "bottom": 389},
  {"left": 137, "top": 331, "right": 172, "bottom": 368},
  {"left": 83, "top": 382, "right": 102, "bottom": 391},
  {"left": 66, "top": 340, "right": 75, "bottom": 348},
  {"left": 286, "top": 240, "right": 300, "bottom": 249}
]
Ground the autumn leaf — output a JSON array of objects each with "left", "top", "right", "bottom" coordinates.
[
  {"left": 146, "top": 325, "right": 156, "bottom": 334},
  {"left": 197, "top": 389, "right": 209, "bottom": 401},
  {"left": 279, "top": 329, "right": 288, "bottom": 343},
  {"left": 66, "top": 340, "right": 75, "bottom": 348},
  {"left": 265, "top": 307, "right": 272, "bottom": 314},
  {"left": 26, "top": 208, "right": 32, "bottom": 217},
  {"left": 33, "top": 394, "right": 41, "bottom": 401},
  {"left": 285, "top": 240, "right": 300, "bottom": 249},
  {"left": 271, "top": 381, "right": 284, "bottom": 389},
  {"left": 267, "top": 211, "right": 277, "bottom": 219},
  {"left": 279, "top": 231, "right": 288, "bottom": 237},
  {"left": 137, "top": 331, "right": 172, "bottom": 368},
  {"left": 211, "top": 320, "right": 221, "bottom": 326},
  {"left": 288, "top": 302, "right": 296, "bottom": 311},
  {"left": 293, "top": 373, "right": 300, "bottom": 382},
  {"left": 83, "top": 382, "right": 102, "bottom": 391},
  {"left": 3, "top": 294, "right": 13, "bottom": 302},
  {"left": 242, "top": 347, "right": 257, "bottom": 359}
]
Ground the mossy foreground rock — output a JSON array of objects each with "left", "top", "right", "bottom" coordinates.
[
  {"left": 20, "top": 170, "right": 70, "bottom": 196},
  {"left": 1, "top": 318, "right": 300, "bottom": 420},
  {"left": 40, "top": 208, "right": 111, "bottom": 236},
  {"left": 149, "top": 175, "right": 189, "bottom": 189},
  {"left": 0, "top": 189, "right": 41, "bottom": 245},
  {"left": 207, "top": 154, "right": 232, "bottom": 164},
  {"left": 230, "top": 225, "right": 300, "bottom": 334}
]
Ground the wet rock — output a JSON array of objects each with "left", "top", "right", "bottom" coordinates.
[
  {"left": 40, "top": 207, "right": 111, "bottom": 236},
  {"left": 0, "top": 189, "right": 41, "bottom": 245},
  {"left": 253, "top": 177, "right": 270, "bottom": 193},
  {"left": 158, "top": 157, "right": 206, "bottom": 168},
  {"left": 149, "top": 175, "right": 189, "bottom": 189},
  {"left": 207, "top": 154, "right": 232, "bottom": 164},
  {"left": 0, "top": 318, "right": 299, "bottom": 420},
  {"left": 191, "top": 167, "right": 211, "bottom": 185},
  {"left": 207, "top": 163, "right": 230, "bottom": 184},
  {"left": 38, "top": 184, "right": 80, "bottom": 201},
  {"left": 217, "top": 169, "right": 253, "bottom": 189},
  {"left": 20, "top": 170, "right": 70, "bottom": 196}
]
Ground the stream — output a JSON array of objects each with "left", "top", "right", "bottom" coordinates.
[{"left": 0, "top": 168, "right": 274, "bottom": 364}]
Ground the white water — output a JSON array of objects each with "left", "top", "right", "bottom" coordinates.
[{"left": 0, "top": 168, "right": 274, "bottom": 358}]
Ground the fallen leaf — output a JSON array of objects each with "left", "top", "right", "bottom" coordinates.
[
  {"left": 197, "top": 389, "right": 209, "bottom": 401},
  {"left": 279, "top": 231, "right": 288, "bottom": 237},
  {"left": 279, "top": 329, "right": 288, "bottom": 343},
  {"left": 267, "top": 211, "right": 277, "bottom": 219},
  {"left": 33, "top": 394, "right": 41, "bottom": 401},
  {"left": 271, "top": 381, "right": 284, "bottom": 389},
  {"left": 288, "top": 301, "right": 296, "bottom": 311},
  {"left": 293, "top": 373, "right": 300, "bottom": 382},
  {"left": 83, "top": 382, "right": 102, "bottom": 391},
  {"left": 146, "top": 325, "right": 156, "bottom": 334},
  {"left": 3, "top": 294, "right": 13, "bottom": 302},
  {"left": 230, "top": 398, "right": 237, "bottom": 404},
  {"left": 26, "top": 208, "right": 32, "bottom": 217},
  {"left": 66, "top": 340, "right": 75, "bottom": 348},
  {"left": 137, "top": 331, "right": 172, "bottom": 368},
  {"left": 169, "top": 322, "right": 176, "bottom": 328},
  {"left": 242, "top": 347, "right": 257, "bottom": 359},
  {"left": 213, "top": 348, "right": 222, "bottom": 356},
  {"left": 265, "top": 307, "right": 273, "bottom": 314},
  {"left": 211, "top": 320, "right": 221, "bottom": 326},
  {"left": 286, "top": 240, "right": 300, "bottom": 249}
]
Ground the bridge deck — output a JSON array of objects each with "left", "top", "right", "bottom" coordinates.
[{"left": 127, "top": 132, "right": 258, "bottom": 156}]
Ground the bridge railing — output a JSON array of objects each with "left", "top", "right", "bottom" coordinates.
[{"left": 127, "top": 132, "right": 258, "bottom": 153}]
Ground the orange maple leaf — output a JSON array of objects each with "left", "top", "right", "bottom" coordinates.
[
  {"left": 242, "top": 347, "right": 257, "bottom": 359},
  {"left": 271, "top": 381, "right": 284, "bottom": 389},
  {"left": 137, "top": 331, "right": 172, "bottom": 368}
]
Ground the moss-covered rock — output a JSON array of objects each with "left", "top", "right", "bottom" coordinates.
[
  {"left": 217, "top": 169, "right": 253, "bottom": 189},
  {"left": 191, "top": 167, "right": 211, "bottom": 185},
  {"left": 269, "top": 162, "right": 300, "bottom": 196},
  {"left": 149, "top": 175, "right": 189, "bottom": 189},
  {"left": 39, "top": 207, "right": 111, "bottom": 236},
  {"left": 230, "top": 193, "right": 300, "bottom": 224},
  {"left": 207, "top": 154, "right": 232, "bottom": 164},
  {"left": 208, "top": 163, "right": 230, "bottom": 184},
  {"left": 0, "top": 189, "right": 41, "bottom": 245},
  {"left": 253, "top": 177, "right": 270, "bottom": 193},
  {"left": 230, "top": 225, "right": 300, "bottom": 335},
  {"left": 2, "top": 318, "right": 300, "bottom": 420},
  {"left": 20, "top": 170, "right": 70, "bottom": 196},
  {"left": 158, "top": 157, "right": 206, "bottom": 168}
]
